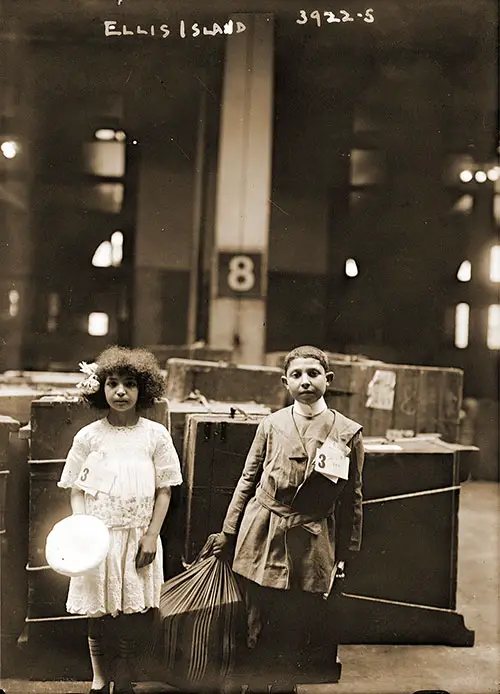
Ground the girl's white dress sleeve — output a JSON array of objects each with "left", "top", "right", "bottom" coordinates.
[
  {"left": 153, "top": 426, "right": 183, "bottom": 489},
  {"left": 58, "top": 429, "right": 91, "bottom": 489}
]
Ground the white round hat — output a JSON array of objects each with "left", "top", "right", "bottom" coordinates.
[{"left": 45, "top": 514, "right": 110, "bottom": 577}]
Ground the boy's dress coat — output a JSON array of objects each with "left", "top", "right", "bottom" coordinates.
[{"left": 222, "top": 406, "right": 364, "bottom": 594}]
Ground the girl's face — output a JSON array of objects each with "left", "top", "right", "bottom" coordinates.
[
  {"left": 281, "top": 357, "right": 333, "bottom": 405},
  {"left": 104, "top": 372, "right": 139, "bottom": 413}
]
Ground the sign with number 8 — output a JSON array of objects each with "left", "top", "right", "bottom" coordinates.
[{"left": 217, "top": 251, "right": 263, "bottom": 298}]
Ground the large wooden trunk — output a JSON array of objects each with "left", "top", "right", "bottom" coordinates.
[
  {"left": 0, "top": 415, "right": 28, "bottom": 670},
  {"left": 181, "top": 413, "right": 267, "bottom": 563},
  {"left": 181, "top": 415, "right": 477, "bottom": 647},
  {"left": 29, "top": 396, "right": 169, "bottom": 460},
  {"left": 165, "top": 358, "right": 286, "bottom": 411},
  {"left": 266, "top": 351, "right": 464, "bottom": 442},
  {"left": 333, "top": 436, "right": 477, "bottom": 646},
  {"left": 164, "top": 401, "right": 270, "bottom": 578},
  {"left": 146, "top": 344, "right": 233, "bottom": 368}
]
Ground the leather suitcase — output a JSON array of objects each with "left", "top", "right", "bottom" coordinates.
[
  {"left": 165, "top": 358, "right": 285, "bottom": 411},
  {"left": 181, "top": 413, "right": 267, "bottom": 563}
]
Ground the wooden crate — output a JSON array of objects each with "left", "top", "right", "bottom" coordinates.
[
  {"left": 30, "top": 396, "right": 169, "bottom": 460},
  {"left": 333, "top": 436, "right": 476, "bottom": 646},
  {"left": 326, "top": 360, "right": 463, "bottom": 442},
  {"left": 182, "top": 413, "right": 267, "bottom": 563},
  {"left": 165, "top": 358, "right": 286, "bottom": 411},
  {"left": 146, "top": 344, "right": 233, "bottom": 369},
  {"left": 266, "top": 352, "right": 463, "bottom": 441},
  {"left": 0, "top": 417, "right": 29, "bottom": 661},
  {"left": 163, "top": 401, "right": 269, "bottom": 578},
  {"left": 180, "top": 419, "right": 477, "bottom": 646}
]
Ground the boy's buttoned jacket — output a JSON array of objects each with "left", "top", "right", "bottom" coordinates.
[{"left": 223, "top": 406, "right": 364, "bottom": 594}]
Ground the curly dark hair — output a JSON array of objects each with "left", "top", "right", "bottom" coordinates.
[
  {"left": 283, "top": 345, "right": 330, "bottom": 375},
  {"left": 82, "top": 346, "right": 166, "bottom": 411}
]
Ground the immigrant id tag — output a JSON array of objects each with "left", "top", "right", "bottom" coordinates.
[
  {"left": 75, "top": 452, "right": 116, "bottom": 496},
  {"left": 314, "top": 441, "right": 350, "bottom": 482}
]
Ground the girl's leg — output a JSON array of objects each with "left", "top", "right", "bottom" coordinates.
[{"left": 88, "top": 615, "right": 112, "bottom": 690}]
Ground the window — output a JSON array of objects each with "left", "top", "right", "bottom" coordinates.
[
  {"left": 457, "top": 260, "right": 472, "bottom": 282},
  {"left": 487, "top": 305, "right": 500, "bottom": 349},
  {"left": 345, "top": 258, "right": 359, "bottom": 277},
  {"left": 454, "top": 303, "right": 470, "bottom": 348},
  {"left": 350, "top": 149, "right": 385, "bottom": 186},
  {"left": 490, "top": 245, "right": 500, "bottom": 283},
  {"left": 88, "top": 312, "right": 109, "bottom": 336}
]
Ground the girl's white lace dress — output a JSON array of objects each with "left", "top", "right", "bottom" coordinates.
[{"left": 58, "top": 417, "right": 183, "bottom": 617}]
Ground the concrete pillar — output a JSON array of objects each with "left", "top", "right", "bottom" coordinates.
[{"left": 208, "top": 14, "right": 274, "bottom": 365}]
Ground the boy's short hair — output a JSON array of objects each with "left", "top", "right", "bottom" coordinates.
[
  {"left": 83, "top": 346, "right": 166, "bottom": 411},
  {"left": 283, "top": 345, "right": 330, "bottom": 374}
]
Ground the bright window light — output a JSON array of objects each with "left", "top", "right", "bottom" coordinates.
[
  {"left": 47, "top": 292, "right": 60, "bottom": 332},
  {"left": 8, "top": 289, "right": 19, "bottom": 317},
  {"left": 84, "top": 142, "right": 125, "bottom": 177},
  {"left": 88, "top": 312, "right": 109, "bottom": 336},
  {"left": 487, "top": 167, "right": 500, "bottom": 182},
  {"left": 490, "top": 245, "right": 500, "bottom": 283},
  {"left": 95, "top": 128, "right": 116, "bottom": 141},
  {"left": 1, "top": 141, "right": 18, "bottom": 159},
  {"left": 345, "top": 258, "right": 359, "bottom": 277},
  {"left": 115, "top": 130, "right": 127, "bottom": 142},
  {"left": 454, "top": 303, "right": 470, "bottom": 349},
  {"left": 92, "top": 241, "right": 113, "bottom": 267},
  {"left": 457, "top": 260, "right": 472, "bottom": 282},
  {"left": 475, "top": 170, "right": 487, "bottom": 183},
  {"left": 350, "top": 149, "right": 385, "bottom": 186},
  {"left": 487, "top": 305, "right": 500, "bottom": 349},
  {"left": 110, "top": 231, "right": 123, "bottom": 266},
  {"left": 494, "top": 196, "right": 500, "bottom": 226},
  {"left": 452, "top": 195, "right": 474, "bottom": 214},
  {"left": 459, "top": 170, "right": 473, "bottom": 183}
]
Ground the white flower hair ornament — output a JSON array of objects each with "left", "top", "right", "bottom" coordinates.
[{"left": 76, "top": 361, "right": 101, "bottom": 395}]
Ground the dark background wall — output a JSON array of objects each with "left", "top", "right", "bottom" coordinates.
[{"left": 0, "top": 1, "right": 497, "bottom": 401}]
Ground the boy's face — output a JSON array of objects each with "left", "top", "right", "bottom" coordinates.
[{"left": 281, "top": 357, "right": 333, "bottom": 405}]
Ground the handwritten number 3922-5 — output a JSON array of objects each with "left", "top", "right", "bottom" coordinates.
[{"left": 296, "top": 9, "right": 374, "bottom": 25}]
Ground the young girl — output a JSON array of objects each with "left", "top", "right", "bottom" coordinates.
[
  {"left": 213, "top": 345, "right": 364, "bottom": 691},
  {"left": 58, "top": 346, "right": 183, "bottom": 694}
]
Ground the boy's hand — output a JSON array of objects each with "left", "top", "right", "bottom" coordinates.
[
  {"left": 136, "top": 533, "right": 157, "bottom": 569},
  {"left": 212, "top": 531, "right": 236, "bottom": 560}
]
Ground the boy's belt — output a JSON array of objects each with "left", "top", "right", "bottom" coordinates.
[{"left": 255, "top": 486, "right": 325, "bottom": 535}]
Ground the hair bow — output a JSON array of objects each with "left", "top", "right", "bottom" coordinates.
[{"left": 76, "top": 361, "right": 100, "bottom": 394}]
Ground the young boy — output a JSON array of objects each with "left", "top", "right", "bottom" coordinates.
[{"left": 214, "top": 345, "right": 364, "bottom": 690}]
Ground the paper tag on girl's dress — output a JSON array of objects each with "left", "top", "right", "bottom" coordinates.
[
  {"left": 314, "top": 440, "right": 350, "bottom": 483},
  {"left": 75, "top": 452, "right": 116, "bottom": 497}
]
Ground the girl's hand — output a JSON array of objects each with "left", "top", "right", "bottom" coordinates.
[{"left": 136, "top": 533, "right": 158, "bottom": 569}]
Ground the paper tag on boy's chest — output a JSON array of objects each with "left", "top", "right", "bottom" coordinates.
[
  {"left": 75, "top": 452, "right": 116, "bottom": 496},
  {"left": 313, "top": 441, "right": 350, "bottom": 482}
]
